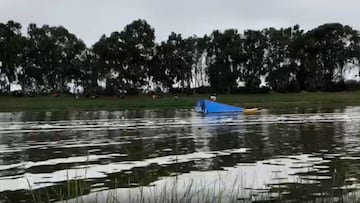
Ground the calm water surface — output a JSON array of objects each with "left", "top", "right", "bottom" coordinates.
[{"left": 1, "top": 107, "right": 360, "bottom": 202}]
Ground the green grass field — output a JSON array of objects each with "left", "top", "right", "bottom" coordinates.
[{"left": 0, "top": 91, "right": 360, "bottom": 111}]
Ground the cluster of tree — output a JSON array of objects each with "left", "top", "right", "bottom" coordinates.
[{"left": 0, "top": 19, "right": 360, "bottom": 96}]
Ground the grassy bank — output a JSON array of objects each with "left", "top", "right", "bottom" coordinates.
[{"left": 1, "top": 91, "right": 360, "bottom": 111}]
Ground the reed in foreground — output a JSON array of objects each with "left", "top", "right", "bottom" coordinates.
[{"left": 28, "top": 173, "right": 360, "bottom": 203}]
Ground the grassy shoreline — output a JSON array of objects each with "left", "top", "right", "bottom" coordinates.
[{"left": 1, "top": 91, "right": 360, "bottom": 112}]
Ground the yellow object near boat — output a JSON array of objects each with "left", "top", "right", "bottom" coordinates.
[{"left": 243, "top": 108, "right": 258, "bottom": 115}]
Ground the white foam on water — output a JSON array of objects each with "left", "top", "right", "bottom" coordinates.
[
  {"left": 0, "top": 148, "right": 249, "bottom": 192},
  {"left": 1, "top": 112, "right": 360, "bottom": 134},
  {"left": 0, "top": 154, "right": 126, "bottom": 172}
]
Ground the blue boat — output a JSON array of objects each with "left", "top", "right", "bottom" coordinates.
[{"left": 195, "top": 99, "right": 243, "bottom": 114}]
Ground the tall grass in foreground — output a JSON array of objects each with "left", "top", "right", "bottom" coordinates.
[
  {"left": 28, "top": 176, "right": 91, "bottom": 203},
  {"left": 28, "top": 174, "right": 360, "bottom": 203},
  {"left": 27, "top": 170, "right": 274, "bottom": 203},
  {"left": 27, "top": 153, "right": 360, "bottom": 203},
  {"left": 30, "top": 179, "right": 270, "bottom": 203}
]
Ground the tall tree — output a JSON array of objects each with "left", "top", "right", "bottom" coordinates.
[
  {"left": 79, "top": 49, "right": 101, "bottom": 95},
  {"left": 92, "top": 32, "right": 125, "bottom": 95},
  {"left": 240, "top": 30, "right": 267, "bottom": 89},
  {"left": 298, "top": 23, "right": 360, "bottom": 90},
  {"left": 0, "top": 21, "right": 23, "bottom": 92},
  {"left": 17, "top": 35, "right": 37, "bottom": 93},
  {"left": 191, "top": 35, "right": 208, "bottom": 88},
  {"left": 264, "top": 25, "right": 303, "bottom": 92},
  {"left": 120, "top": 19, "right": 155, "bottom": 90},
  {"left": 149, "top": 32, "right": 194, "bottom": 92},
  {"left": 92, "top": 34, "right": 112, "bottom": 89},
  {"left": 150, "top": 42, "right": 176, "bottom": 90},
  {"left": 207, "top": 29, "right": 242, "bottom": 93},
  {"left": 28, "top": 24, "right": 85, "bottom": 93}
]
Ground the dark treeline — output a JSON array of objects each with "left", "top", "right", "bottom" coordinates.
[{"left": 0, "top": 19, "right": 360, "bottom": 96}]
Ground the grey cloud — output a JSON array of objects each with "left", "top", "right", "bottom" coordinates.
[{"left": 0, "top": 0, "right": 358, "bottom": 45}]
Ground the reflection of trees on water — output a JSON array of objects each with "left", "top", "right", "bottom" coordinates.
[
  {"left": 188, "top": 115, "right": 357, "bottom": 202},
  {"left": 253, "top": 122, "right": 352, "bottom": 202},
  {"left": 123, "top": 128, "right": 196, "bottom": 161}
]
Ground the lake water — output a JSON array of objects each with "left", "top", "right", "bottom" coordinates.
[{"left": 1, "top": 107, "right": 360, "bottom": 202}]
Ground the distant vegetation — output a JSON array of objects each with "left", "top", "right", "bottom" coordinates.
[{"left": 0, "top": 20, "right": 360, "bottom": 96}]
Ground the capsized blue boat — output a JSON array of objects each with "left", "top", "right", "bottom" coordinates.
[{"left": 195, "top": 99, "right": 243, "bottom": 114}]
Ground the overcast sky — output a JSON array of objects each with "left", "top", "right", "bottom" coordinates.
[{"left": 0, "top": 0, "right": 359, "bottom": 46}]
